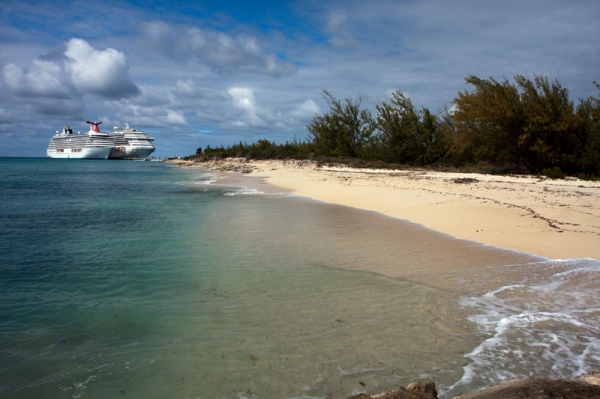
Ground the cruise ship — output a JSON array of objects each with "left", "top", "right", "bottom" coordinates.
[
  {"left": 46, "top": 121, "right": 115, "bottom": 159},
  {"left": 109, "top": 123, "right": 156, "bottom": 159}
]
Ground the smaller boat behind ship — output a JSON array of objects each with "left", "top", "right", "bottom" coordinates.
[
  {"left": 46, "top": 121, "right": 115, "bottom": 159},
  {"left": 109, "top": 123, "right": 156, "bottom": 160}
]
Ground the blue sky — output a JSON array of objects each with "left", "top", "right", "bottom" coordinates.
[{"left": 1, "top": 0, "right": 599, "bottom": 158}]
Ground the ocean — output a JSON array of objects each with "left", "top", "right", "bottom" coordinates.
[{"left": 0, "top": 158, "right": 598, "bottom": 399}]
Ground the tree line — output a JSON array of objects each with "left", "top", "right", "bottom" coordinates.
[{"left": 189, "top": 74, "right": 600, "bottom": 178}]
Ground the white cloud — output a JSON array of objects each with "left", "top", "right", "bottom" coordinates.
[
  {"left": 1, "top": 0, "right": 599, "bottom": 158},
  {"left": 165, "top": 110, "right": 187, "bottom": 125},
  {"left": 229, "top": 87, "right": 256, "bottom": 110},
  {"left": 2, "top": 60, "right": 71, "bottom": 98},
  {"left": 131, "top": 85, "right": 172, "bottom": 107},
  {"left": 188, "top": 27, "right": 208, "bottom": 50},
  {"left": 174, "top": 79, "right": 222, "bottom": 100},
  {"left": 207, "top": 33, "right": 296, "bottom": 76},
  {"left": 174, "top": 79, "right": 197, "bottom": 97},
  {"left": 63, "top": 38, "right": 139, "bottom": 99},
  {"left": 291, "top": 99, "right": 320, "bottom": 122},
  {"left": 111, "top": 106, "right": 188, "bottom": 128},
  {"left": 228, "top": 87, "right": 267, "bottom": 128},
  {"left": 143, "top": 20, "right": 171, "bottom": 41},
  {"left": 326, "top": 12, "right": 356, "bottom": 47},
  {"left": 142, "top": 21, "right": 297, "bottom": 77}
]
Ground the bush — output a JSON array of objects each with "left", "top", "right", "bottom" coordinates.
[{"left": 542, "top": 167, "right": 566, "bottom": 179}]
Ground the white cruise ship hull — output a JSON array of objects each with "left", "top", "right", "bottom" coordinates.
[
  {"left": 127, "top": 146, "right": 155, "bottom": 159},
  {"left": 47, "top": 124, "right": 116, "bottom": 159},
  {"left": 109, "top": 146, "right": 155, "bottom": 160},
  {"left": 109, "top": 123, "right": 156, "bottom": 160},
  {"left": 47, "top": 146, "right": 114, "bottom": 159}
]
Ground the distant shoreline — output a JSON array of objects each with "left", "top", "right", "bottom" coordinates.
[{"left": 175, "top": 158, "right": 600, "bottom": 261}]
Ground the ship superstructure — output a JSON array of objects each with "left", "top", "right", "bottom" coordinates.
[
  {"left": 109, "top": 123, "right": 155, "bottom": 159},
  {"left": 46, "top": 121, "right": 115, "bottom": 159}
]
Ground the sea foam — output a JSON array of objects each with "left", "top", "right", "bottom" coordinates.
[{"left": 444, "top": 258, "right": 600, "bottom": 397}]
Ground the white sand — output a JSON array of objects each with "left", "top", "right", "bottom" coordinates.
[{"left": 179, "top": 159, "right": 600, "bottom": 260}]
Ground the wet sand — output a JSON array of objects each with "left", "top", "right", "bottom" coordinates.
[
  {"left": 184, "top": 158, "right": 600, "bottom": 261},
  {"left": 173, "top": 159, "right": 600, "bottom": 398}
]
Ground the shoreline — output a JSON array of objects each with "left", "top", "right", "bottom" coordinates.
[
  {"left": 176, "top": 158, "right": 600, "bottom": 261},
  {"left": 171, "top": 158, "right": 600, "bottom": 398}
]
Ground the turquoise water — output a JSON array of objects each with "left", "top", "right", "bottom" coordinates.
[{"left": 1, "top": 158, "right": 599, "bottom": 398}]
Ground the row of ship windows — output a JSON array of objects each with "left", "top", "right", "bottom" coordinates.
[{"left": 56, "top": 149, "right": 83, "bottom": 153}]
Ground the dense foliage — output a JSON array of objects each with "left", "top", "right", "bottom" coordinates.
[
  {"left": 375, "top": 90, "right": 449, "bottom": 165},
  {"left": 306, "top": 90, "right": 375, "bottom": 158},
  {"left": 451, "top": 76, "right": 600, "bottom": 176},
  {"left": 188, "top": 75, "right": 600, "bottom": 178}
]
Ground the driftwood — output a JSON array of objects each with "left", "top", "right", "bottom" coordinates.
[{"left": 453, "top": 177, "right": 478, "bottom": 184}]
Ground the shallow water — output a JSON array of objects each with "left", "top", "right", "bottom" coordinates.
[{"left": 0, "top": 158, "right": 598, "bottom": 398}]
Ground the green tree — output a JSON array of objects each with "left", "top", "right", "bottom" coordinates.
[
  {"left": 307, "top": 90, "right": 375, "bottom": 157},
  {"left": 451, "top": 75, "right": 524, "bottom": 166},
  {"left": 376, "top": 90, "right": 420, "bottom": 163},
  {"left": 575, "top": 82, "right": 600, "bottom": 176},
  {"left": 515, "top": 75, "right": 582, "bottom": 172},
  {"left": 450, "top": 74, "right": 600, "bottom": 174},
  {"left": 418, "top": 108, "right": 449, "bottom": 164},
  {"left": 375, "top": 90, "right": 448, "bottom": 165}
]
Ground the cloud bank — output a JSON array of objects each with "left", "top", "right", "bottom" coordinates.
[
  {"left": 0, "top": 0, "right": 598, "bottom": 158},
  {"left": 63, "top": 38, "right": 140, "bottom": 99},
  {"left": 142, "top": 21, "right": 297, "bottom": 77}
]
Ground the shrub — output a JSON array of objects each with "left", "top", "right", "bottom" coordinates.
[{"left": 542, "top": 166, "right": 566, "bottom": 179}]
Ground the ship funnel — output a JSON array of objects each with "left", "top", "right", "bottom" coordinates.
[{"left": 86, "top": 121, "right": 102, "bottom": 133}]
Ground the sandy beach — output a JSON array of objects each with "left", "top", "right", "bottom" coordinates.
[{"left": 179, "top": 158, "right": 600, "bottom": 261}]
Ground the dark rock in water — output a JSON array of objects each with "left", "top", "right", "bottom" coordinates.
[
  {"left": 346, "top": 375, "right": 600, "bottom": 399},
  {"left": 580, "top": 371, "right": 600, "bottom": 386},
  {"left": 453, "top": 376, "right": 600, "bottom": 399},
  {"left": 347, "top": 381, "right": 437, "bottom": 399}
]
